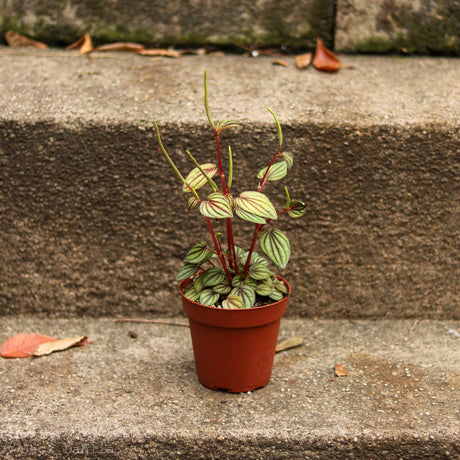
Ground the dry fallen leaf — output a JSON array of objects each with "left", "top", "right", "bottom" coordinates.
[
  {"left": 138, "top": 48, "right": 181, "bottom": 58},
  {"left": 34, "top": 336, "right": 88, "bottom": 356},
  {"left": 5, "top": 31, "right": 48, "bottom": 49},
  {"left": 313, "top": 38, "right": 341, "bottom": 72},
  {"left": 66, "top": 33, "right": 93, "bottom": 54},
  {"left": 295, "top": 52, "right": 312, "bottom": 70},
  {"left": 334, "top": 363, "right": 349, "bottom": 377},
  {"left": 276, "top": 336, "right": 303, "bottom": 352},
  {"left": 93, "top": 42, "right": 145, "bottom": 53},
  {"left": 1, "top": 333, "right": 57, "bottom": 358},
  {"left": 272, "top": 59, "right": 289, "bottom": 67}
]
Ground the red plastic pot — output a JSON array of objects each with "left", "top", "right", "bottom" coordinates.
[{"left": 180, "top": 276, "right": 290, "bottom": 393}]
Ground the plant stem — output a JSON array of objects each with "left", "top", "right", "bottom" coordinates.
[
  {"left": 206, "top": 217, "right": 232, "bottom": 284},
  {"left": 243, "top": 224, "right": 261, "bottom": 276}
]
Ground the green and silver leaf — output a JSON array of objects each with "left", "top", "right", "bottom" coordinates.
[
  {"left": 199, "top": 289, "right": 220, "bottom": 306},
  {"left": 257, "top": 162, "right": 288, "bottom": 182},
  {"left": 176, "top": 263, "right": 200, "bottom": 281},
  {"left": 187, "top": 196, "right": 200, "bottom": 211},
  {"left": 184, "top": 285, "right": 200, "bottom": 302},
  {"left": 235, "top": 207, "right": 268, "bottom": 224},
  {"left": 216, "top": 119, "right": 240, "bottom": 134},
  {"left": 288, "top": 201, "right": 307, "bottom": 218},
  {"left": 259, "top": 228, "right": 291, "bottom": 269},
  {"left": 274, "top": 278, "right": 289, "bottom": 294},
  {"left": 230, "top": 285, "right": 256, "bottom": 309},
  {"left": 222, "top": 294, "right": 244, "bottom": 309},
  {"left": 213, "top": 282, "right": 231, "bottom": 295},
  {"left": 268, "top": 288, "right": 284, "bottom": 301},
  {"left": 200, "top": 192, "right": 234, "bottom": 219},
  {"left": 256, "top": 282, "right": 273, "bottom": 297},
  {"left": 201, "top": 267, "right": 226, "bottom": 287},
  {"left": 185, "top": 242, "right": 214, "bottom": 265},
  {"left": 235, "top": 191, "right": 277, "bottom": 222},
  {"left": 249, "top": 262, "right": 272, "bottom": 280},
  {"left": 183, "top": 163, "right": 218, "bottom": 193},
  {"left": 280, "top": 152, "right": 293, "bottom": 169}
]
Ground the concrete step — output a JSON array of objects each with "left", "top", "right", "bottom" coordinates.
[
  {"left": 1, "top": 0, "right": 458, "bottom": 55},
  {"left": 0, "top": 50, "right": 459, "bottom": 319},
  {"left": 0, "top": 316, "right": 459, "bottom": 459}
]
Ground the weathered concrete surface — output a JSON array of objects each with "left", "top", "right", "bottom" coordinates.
[
  {"left": 0, "top": 0, "right": 335, "bottom": 50},
  {"left": 0, "top": 51, "right": 459, "bottom": 318},
  {"left": 336, "top": 0, "right": 460, "bottom": 55},
  {"left": 0, "top": 0, "right": 459, "bottom": 54},
  {"left": 0, "top": 317, "right": 459, "bottom": 459}
]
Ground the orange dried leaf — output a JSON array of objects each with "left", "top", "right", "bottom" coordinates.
[
  {"left": 334, "top": 363, "right": 349, "bottom": 377},
  {"left": 5, "top": 31, "right": 48, "bottom": 49},
  {"left": 295, "top": 52, "right": 312, "bottom": 70},
  {"left": 276, "top": 336, "right": 303, "bottom": 352},
  {"left": 313, "top": 38, "right": 341, "bottom": 72},
  {"left": 138, "top": 48, "right": 181, "bottom": 58},
  {"left": 272, "top": 59, "right": 289, "bottom": 67},
  {"left": 93, "top": 42, "right": 145, "bottom": 53},
  {"left": 66, "top": 34, "right": 93, "bottom": 54},
  {"left": 1, "top": 333, "right": 56, "bottom": 358},
  {"left": 34, "top": 336, "right": 88, "bottom": 356}
]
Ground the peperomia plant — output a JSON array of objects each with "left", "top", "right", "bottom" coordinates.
[{"left": 154, "top": 72, "right": 306, "bottom": 309}]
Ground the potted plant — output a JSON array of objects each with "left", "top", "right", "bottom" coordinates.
[{"left": 154, "top": 72, "right": 306, "bottom": 393}]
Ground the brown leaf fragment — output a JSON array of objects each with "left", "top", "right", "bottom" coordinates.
[
  {"left": 334, "top": 363, "right": 349, "bottom": 377},
  {"left": 34, "top": 336, "right": 88, "bottom": 356},
  {"left": 276, "top": 336, "right": 303, "bottom": 353},
  {"left": 5, "top": 31, "right": 48, "bottom": 49},
  {"left": 138, "top": 48, "right": 181, "bottom": 58},
  {"left": 295, "top": 52, "right": 312, "bottom": 69},
  {"left": 313, "top": 38, "right": 341, "bottom": 72},
  {"left": 66, "top": 34, "right": 93, "bottom": 54},
  {"left": 272, "top": 59, "right": 289, "bottom": 67},
  {"left": 1, "top": 333, "right": 57, "bottom": 358},
  {"left": 93, "top": 42, "right": 145, "bottom": 53}
]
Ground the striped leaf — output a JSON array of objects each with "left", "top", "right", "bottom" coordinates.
[
  {"left": 281, "top": 152, "right": 294, "bottom": 169},
  {"left": 288, "top": 201, "right": 307, "bottom": 218},
  {"left": 184, "top": 285, "right": 200, "bottom": 302},
  {"left": 183, "top": 163, "right": 217, "bottom": 193},
  {"left": 230, "top": 285, "right": 256, "bottom": 309},
  {"left": 187, "top": 196, "right": 200, "bottom": 211},
  {"left": 257, "top": 162, "right": 288, "bottom": 182},
  {"left": 176, "top": 263, "right": 200, "bottom": 281},
  {"left": 200, "top": 192, "right": 234, "bottom": 219},
  {"left": 199, "top": 289, "right": 220, "bottom": 306},
  {"left": 213, "top": 282, "right": 231, "bottom": 295},
  {"left": 259, "top": 229, "right": 290, "bottom": 269},
  {"left": 185, "top": 242, "right": 213, "bottom": 265},
  {"left": 268, "top": 288, "right": 284, "bottom": 301},
  {"left": 235, "top": 191, "right": 277, "bottom": 222},
  {"left": 249, "top": 262, "right": 272, "bottom": 280},
  {"left": 201, "top": 267, "right": 226, "bottom": 287},
  {"left": 240, "top": 251, "right": 269, "bottom": 267},
  {"left": 256, "top": 282, "right": 273, "bottom": 297},
  {"left": 222, "top": 294, "right": 244, "bottom": 309},
  {"left": 274, "top": 278, "right": 289, "bottom": 294},
  {"left": 235, "top": 207, "right": 268, "bottom": 224}
]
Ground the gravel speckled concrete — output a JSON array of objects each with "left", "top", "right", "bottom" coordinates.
[{"left": 0, "top": 317, "right": 459, "bottom": 458}]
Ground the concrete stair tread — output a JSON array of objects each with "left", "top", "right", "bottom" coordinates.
[
  {"left": 0, "top": 49, "right": 459, "bottom": 127},
  {"left": 0, "top": 316, "right": 459, "bottom": 458}
]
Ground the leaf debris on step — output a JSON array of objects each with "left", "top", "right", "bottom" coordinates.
[
  {"left": 334, "top": 363, "right": 349, "bottom": 377},
  {"left": 276, "top": 336, "right": 303, "bottom": 353}
]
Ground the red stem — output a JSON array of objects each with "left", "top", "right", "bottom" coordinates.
[
  {"left": 243, "top": 224, "right": 261, "bottom": 276},
  {"left": 257, "top": 145, "right": 282, "bottom": 192},
  {"left": 206, "top": 217, "right": 232, "bottom": 284}
]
